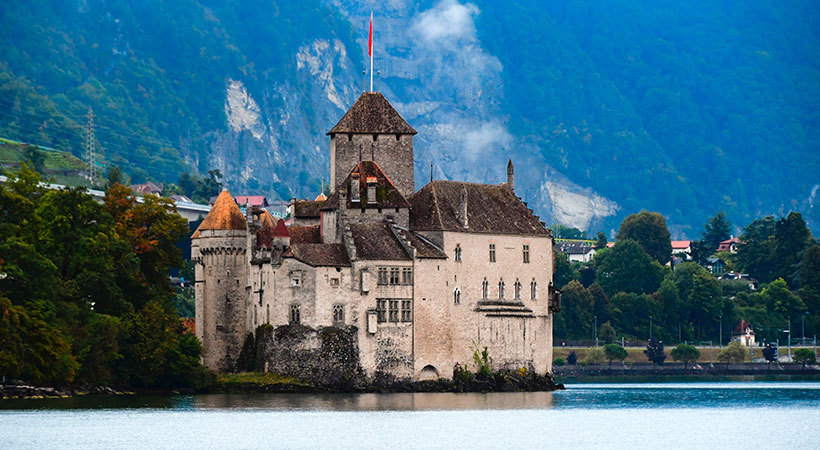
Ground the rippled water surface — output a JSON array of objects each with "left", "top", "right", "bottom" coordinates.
[{"left": 2, "top": 382, "right": 820, "bottom": 449}]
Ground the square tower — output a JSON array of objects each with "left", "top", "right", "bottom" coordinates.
[{"left": 328, "top": 92, "right": 416, "bottom": 197}]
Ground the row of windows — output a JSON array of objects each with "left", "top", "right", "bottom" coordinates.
[
  {"left": 475, "top": 278, "right": 538, "bottom": 302},
  {"left": 289, "top": 304, "right": 346, "bottom": 325},
  {"left": 376, "top": 299, "right": 412, "bottom": 323},
  {"left": 454, "top": 244, "right": 531, "bottom": 263},
  {"left": 377, "top": 267, "right": 413, "bottom": 286}
]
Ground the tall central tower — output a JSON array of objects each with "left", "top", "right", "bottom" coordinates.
[{"left": 327, "top": 92, "right": 416, "bottom": 197}]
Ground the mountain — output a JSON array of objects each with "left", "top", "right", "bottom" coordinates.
[{"left": 1, "top": 0, "right": 818, "bottom": 237}]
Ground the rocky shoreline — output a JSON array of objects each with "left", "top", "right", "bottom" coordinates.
[{"left": 2, "top": 370, "right": 564, "bottom": 400}]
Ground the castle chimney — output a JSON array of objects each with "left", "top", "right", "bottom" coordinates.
[
  {"left": 507, "top": 159, "right": 514, "bottom": 193},
  {"left": 458, "top": 186, "right": 469, "bottom": 229}
]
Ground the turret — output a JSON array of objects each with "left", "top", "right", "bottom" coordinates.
[
  {"left": 507, "top": 159, "right": 515, "bottom": 193},
  {"left": 192, "top": 190, "right": 249, "bottom": 372},
  {"left": 327, "top": 92, "right": 416, "bottom": 197}
]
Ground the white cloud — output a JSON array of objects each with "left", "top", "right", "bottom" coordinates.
[{"left": 411, "top": 0, "right": 480, "bottom": 47}]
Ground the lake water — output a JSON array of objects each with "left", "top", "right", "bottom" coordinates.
[{"left": 2, "top": 382, "right": 820, "bottom": 449}]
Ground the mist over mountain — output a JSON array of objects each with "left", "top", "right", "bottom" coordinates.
[{"left": 1, "top": 0, "right": 818, "bottom": 237}]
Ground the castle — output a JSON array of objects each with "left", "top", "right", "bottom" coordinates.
[{"left": 192, "top": 91, "right": 559, "bottom": 380}]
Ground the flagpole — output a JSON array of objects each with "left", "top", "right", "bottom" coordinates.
[{"left": 370, "top": 12, "right": 374, "bottom": 92}]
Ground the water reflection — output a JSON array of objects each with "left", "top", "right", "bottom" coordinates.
[{"left": 191, "top": 391, "right": 554, "bottom": 411}]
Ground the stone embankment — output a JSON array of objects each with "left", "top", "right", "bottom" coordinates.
[
  {"left": 0, "top": 384, "right": 130, "bottom": 399},
  {"left": 554, "top": 362, "right": 820, "bottom": 377}
]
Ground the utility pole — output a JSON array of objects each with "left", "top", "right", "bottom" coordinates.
[
  {"left": 719, "top": 315, "right": 722, "bottom": 348},
  {"left": 85, "top": 107, "right": 97, "bottom": 183},
  {"left": 649, "top": 316, "right": 652, "bottom": 341},
  {"left": 788, "top": 316, "right": 792, "bottom": 362},
  {"left": 594, "top": 315, "right": 598, "bottom": 347}
]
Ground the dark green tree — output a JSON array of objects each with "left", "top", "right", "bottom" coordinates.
[
  {"left": 560, "top": 281, "right": 594, "bottom": 340},
  {"left": 736, "top": 216, "right": 776, "bottom": 283},
  {"left": 554, "top": 252, "right": 579, "bottom": 289},
  {"left": 793, "top": 348, "right": 816, "bottom": 369},
  {"left": 595, "top": 240, "right": 664, "bottom": 296},
  {"left": 671, "top": 344, "right": 700, "bottom": 369},
  {"left": 603, "top": 343, "right": 628, "bottom": 367},
  {"left": 599, "top": 321, "right": 616, "bottom": 343},
  {"left": 772, "top": 212, "right": 812, "bottom": 287},
  {"left": 644, "top": 338, "right": 667, "bottom": 366},
  {"left": 616, "top": 211, "right": 672, "bottom": 264},
  {"left": 594, "top": 232, "right": 608, "bottom": 249},
  {"left": 702, "top": 212, "right": 732, "bottom": 251},
  {"left": 763, "top": 278, "right": 806, "bottom": 319},
  {"left": 589, "top": 283, "right": 613, "bottom": 324},
  {"left": 762, "top": 343, "right": 778, "bottom": 366}
]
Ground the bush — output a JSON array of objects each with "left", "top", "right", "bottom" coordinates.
[
  {"left": 671, "top": 344, "right": 701, "bottom": 369},
  {"left": 582, "top": 348, "right": 605, "bottom": 365},
  {"left": 604, "top": 343, "right": 628, "bottom": 367},
  {"left": 717, "top": 341, "right": 746, "bottom": 368},
  {"left": 793, "top": 348, "right": 817, "bottom": 369},
  {"left": 553, "top": 358, "right": 566, "bottom": 366},
  {"left": 567, "top": 351, "right": 577, "bottom": 365}
]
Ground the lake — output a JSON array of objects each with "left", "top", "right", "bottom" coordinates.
[{"left": 2, "top": 382, "right": 819, "bottom": 449}]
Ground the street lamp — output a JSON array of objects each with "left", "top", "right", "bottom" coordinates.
[
  {"left": 594, "top": 315, "right": 598, "bottom": 347},
  {"left": 649, "top": 315, "right": 653, "bottom": 341},
  {"left": 719, "top": 315, "right": 723, "bottom": 348}
]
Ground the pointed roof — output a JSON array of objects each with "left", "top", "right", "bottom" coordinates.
[
  {"left": 191, "top": 190, "right": 246, "bottom": 238},
  {"left": 327, "top": 92, "right": 416, "bottom": 135},
  {"left": 322, "top": 161, "right": 411, "bottom": 210},
  {"left": 259, "top": 209, "right": 276, "bottom": 229},
  {"left": 409, "top": 181, "right": 550, "bottom": 236},
  {"left": 272, "top": 218, "right": 289, "bottom": 237}
]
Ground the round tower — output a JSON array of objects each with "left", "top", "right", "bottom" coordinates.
[{"left": 192, "top": 190, "right": 249, "bottom": 372}]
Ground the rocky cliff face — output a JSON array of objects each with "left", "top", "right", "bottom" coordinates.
[{"left": 201, "top": 0, "right": 619, "bottom": 232}]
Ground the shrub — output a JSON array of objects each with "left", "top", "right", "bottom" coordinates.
[
  {"left": 604, "top": 343, "right": 628, "bottom": 367},
  {"left": 553, "top": 358, "right": 566, "bottom": 366},
  {"left": 583, "top": 348, "right": 605, "bottom": 365},
  {"left": 567, "top": 351, "right": 577, "bottom": 365},
  {"left": 671, "top": 344, "right": 701, "bottom": 370}
]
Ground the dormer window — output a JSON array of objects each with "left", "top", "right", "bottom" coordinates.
[
  {"left": 367, "top": 177, "right": 377, "bottom": 204},
  {"left": 350, "top": 175, "right": 360, "bottom": 203}
]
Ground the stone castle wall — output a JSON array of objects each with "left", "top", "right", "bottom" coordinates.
[{"left": 331, "top": 133, "right": 414, "bottom": 197}]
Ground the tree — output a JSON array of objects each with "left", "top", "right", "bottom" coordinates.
[
  {"left": 798, "top": 246, "right": 820, "bottom": 315},
  {"left": 717, "top": 341, "right": 746, "bottom": 369},
  {"left": 702, "top": 212, "right": 732, "bottom": 251},
  {"left": 106, "top": 166, "right": 125, "bottom": 188},
  {"left": 552, "top": 223, "right": 587, "bottom": 239},
  {"left": 604, "top": 343, "right": 628, "bottom": 367},
  {"left": 554, "top": 252, "right": 579, "bottom": 289},
  {"left": 594, "top": 232, "right": 608, "bottom": 250},
  {"left": 736, "top": 216, "right": 776, "bottom": 283},
  {"left": 763, "top": 278, "right": 806, "bottom": 319},
  {"left": 689, "top": 239, "right": 713, "bottom": 265},
  {"left": 793, "top": 348, "right": 816, "bottom": 370},
  {"left": 599, "top": 321, "right": 616, "bottom": 343},
  {"left": 616, "top": 211, "right": 672, "bottom": 264},
  {"left": 762, "top": 343, "right": 778, "bottom": 366},
  {"left": 560, "top": 281, "right": 594, "bottom": 339},
  {"left": 595, "top": 239, "right": 664, "bottom": 296},
  {"left": 671, "top": 344, "right": 700, "bottom": 369},
  {"left": 22, "top": 146, "right": 46, "bottom": 174},
  {"left": 589, "top": 283, "right": 613, "bottom": 324},
  {"left": 583, "top": 348, "right": 605, "bottom": 365},
  {"left": 772, "top": 212, "right": 812, "bottom": 287},
  {"left": 644, "top": 338, "right": 667, "bottom": 366},
  {"left": 567, "top": 351, "right": 577, "bottom": 365}
]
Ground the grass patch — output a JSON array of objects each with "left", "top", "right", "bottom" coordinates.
[{"left": 217, "top": 372, "right": 309, "bottom": 387}]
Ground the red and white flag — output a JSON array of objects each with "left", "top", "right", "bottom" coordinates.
[{"left": 368, "top": 12, "right": 373, "bottom": 57}]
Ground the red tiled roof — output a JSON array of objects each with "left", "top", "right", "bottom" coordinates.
[
  {"left": 288, "top": 225, "right": 322, "bottom": 244},
  {"left": 235, "top": 195, "right": 268, "bottom": 207}
]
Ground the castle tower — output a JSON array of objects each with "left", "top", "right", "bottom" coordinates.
[
  {"left": 191, "top": 190, "right": 249, "bottom": 371},
  {"left": 327, "top": 92, "right": 417, "bottom": 197}
]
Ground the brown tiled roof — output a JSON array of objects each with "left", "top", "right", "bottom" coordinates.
[
  {"left": 396, "top": 228, "right": 448, "bottom": 259},
  {"left": 322, "top": 161, "right": 411, "bottom": 210},
  {"left": 191, "top": 190, "right": 245, "bottom": 238},
  {"left": 288, "top": 225, "right": 321, "bottom": 244},
  {"left": 351, "top": 222, "right": 412, "bottom": 261},
  {"left": 409, "top": 181, "right": 549, "bottom": 236},
  {"left": 259, "top": 210, "right": 276, "bottom": 229},
  {"left": 328, "top": 92, "right": 416, "bottom": 135},
  {"left": 293, "top": 200, "right": 323, "bottom": 218},
  {"left": 283, "top": 243, "right": 350, "bottom": 267}
]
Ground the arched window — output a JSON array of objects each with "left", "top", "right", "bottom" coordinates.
[
  {"left": 531, "top": 279, "right": 538, "bottom": 300},
  {"left": 333, "top": 304, "right": 345, "bottom": 325},
  {"left": 289, "top": 304, "right": 301, "bottom": 324},
  {"left": 498, "top": 279, "right": 505, "bottom": 299},
  {"left": 514, "top": 279, "right": 522, "bottom": 299},
  {"left": 482, "top": 278, "right": 489, "bottom": 299},
  {"left": 453, "top": 288, "right": 461, "bottom": 305},
  {"left": 454, "top": 244, "right": 462, "bottom": 262}
]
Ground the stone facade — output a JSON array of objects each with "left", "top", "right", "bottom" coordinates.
[{"left": 193, "top": 91, "right": 557, "bottom": 381}]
